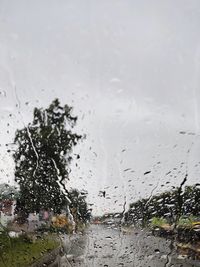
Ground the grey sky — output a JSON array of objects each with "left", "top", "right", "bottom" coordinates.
[{"left": 0, "top": 0, "right": 200, "bottom": 215}]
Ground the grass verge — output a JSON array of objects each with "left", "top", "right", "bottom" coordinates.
[{"left": 0, "top": 232, "right": 60, "bottom": 267}]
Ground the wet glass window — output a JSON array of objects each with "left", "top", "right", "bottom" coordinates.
[{"left": 0, "top": 1, "right": 199, "bottom": 266}]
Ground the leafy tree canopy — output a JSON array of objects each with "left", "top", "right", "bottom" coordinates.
[
  {"left": 125, "top": 184, "right": 200, "bottom": 226},
  {"left": 68, "top": 189, "right": 91, "bottom": 223},
  {"left": 13, "top": 99, "right": 82, "bottom": 215}
]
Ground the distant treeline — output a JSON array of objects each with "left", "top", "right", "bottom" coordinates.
[{"left": 124, "top": 184, "right": 200, "bottom": 226}]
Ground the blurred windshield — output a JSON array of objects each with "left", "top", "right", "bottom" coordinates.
[{"left": 0, "top": 1, "right": 200, "bottom": 266}]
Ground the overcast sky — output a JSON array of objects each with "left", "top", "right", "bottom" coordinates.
[{"left": 0, "top": 0, "right": 200, "bottom": 215}]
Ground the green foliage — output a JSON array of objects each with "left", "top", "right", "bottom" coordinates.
[
  {"left": 125, "top": 184, "right": 200, "bottom": 227},
  {"left": 177, "top": 216, "right": 192, "bottom": 227},
  {"left": 69, "top": 189, "right": 91, "bottom": 223},
  {"left": 13, "top": 99, "right": 82, "bottom": 215},
  {"left": 0, "top": 232, "right": 59, "bottom": 267},
  {"left": 177, "top": 215, "right": 198, "bottom": 227},
  {"left": 151, "top": 217, "right": 167, "bottom": 228}
]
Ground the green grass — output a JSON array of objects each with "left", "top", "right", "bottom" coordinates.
[{"left": 0, "top": 232, "right": 60, "bottom": 267}]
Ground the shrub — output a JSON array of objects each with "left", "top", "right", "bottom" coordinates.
[{"left": 151, "top": 217, "right": 168, "bottom": 228}]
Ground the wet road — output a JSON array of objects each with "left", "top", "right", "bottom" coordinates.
[{"left": 59, "top": 224, "right": 198, "bottom": 267}]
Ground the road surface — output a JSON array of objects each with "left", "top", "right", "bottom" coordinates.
[{"left": 58, "top": 224, "right": 198, "bottom": 267}]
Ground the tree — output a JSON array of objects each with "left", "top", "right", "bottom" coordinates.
[
  {"left": 125, "top": 184, "right": 200, "bottom": 226},
  {"left": 68, "top": 189, "right": 91, "bottom": 224},
  {"left": 13, "top": 99, "right": 82, "bottom": 217}
]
